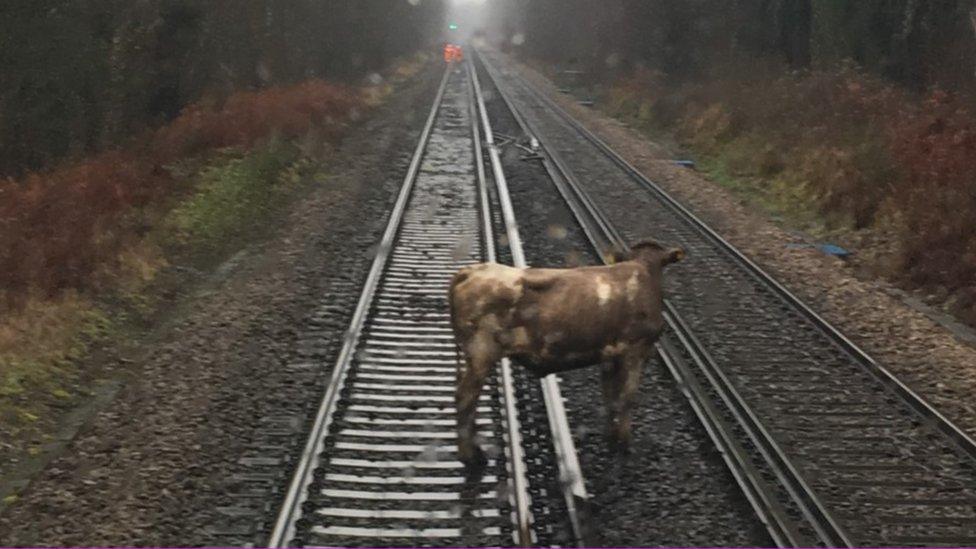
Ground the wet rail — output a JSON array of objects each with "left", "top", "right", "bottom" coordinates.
[
  {"left": 268, "top": 65, "right": 530, "bottom": 547},
  {"left": 477, "top": 48, "right": 976, "bottom": 547}
]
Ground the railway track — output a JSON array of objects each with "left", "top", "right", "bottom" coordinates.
[
  {"left": 476, "top": 49, "right": 976, "bottom": 547},
  {"left": 268, "top": 62, "right": 584, "bottom": 547}
]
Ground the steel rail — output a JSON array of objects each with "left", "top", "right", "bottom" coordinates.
[
  {"left": 268, "top": 61, "right": 553, "bottom": 548},
  {"left": 465, "top": 60, "right": 533, "bottom": 546},
  {"left": 469, "top": 56, "right": 590, "bottom": 547},
  {"left": 267, "top": 66, "right": 452, "bottom": 547},
  {"left": 662, "top": 301, "right": 852, "bottom": 547}
]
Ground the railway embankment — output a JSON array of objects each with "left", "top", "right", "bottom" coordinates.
[{"left": 0, "top": 57, "right": 439, "bottom": 546}]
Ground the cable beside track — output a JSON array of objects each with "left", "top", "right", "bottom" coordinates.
[{"left": 477, "top": 48, "right": 976, "bottom": 548}]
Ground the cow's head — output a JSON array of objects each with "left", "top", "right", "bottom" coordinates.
[{"left": 609, "top": 239, "right": 685, "bottom": 268}]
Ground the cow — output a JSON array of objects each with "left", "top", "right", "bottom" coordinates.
[{"left": 449, "top": 239, "right": 685, "bottom": 470}]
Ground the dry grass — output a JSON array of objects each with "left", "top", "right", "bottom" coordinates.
[
  {"left": 0, "top": 292, "right": 107, "bottom": 451},
  {"left": 0, "top": 80, "right": 364, "bottom": 311},
  {"left": 0, "top": 72, "right": 383, "bottom": 456}
]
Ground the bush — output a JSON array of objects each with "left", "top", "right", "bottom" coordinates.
[
  {"left": 153, "top": 81, "right": 360, "bottom": 161},
  {"left": 0, "top": 79, "right": 363, "bottom": 310},
  {"left": 889, "top": 90, "right": 976, "bottom": 321},
  {"left": 605, "top": 62, "right": 976, "bottom": 324},
  {"left": 165, "top": 144, "right": 302, "bottom": 252},
  {"left": 0, "top": 152, "right": 171, "bottom": 308}
]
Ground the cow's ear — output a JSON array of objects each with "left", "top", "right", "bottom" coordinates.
[{"left": 663, "top": 247, "right": 686, "bottom": 265}]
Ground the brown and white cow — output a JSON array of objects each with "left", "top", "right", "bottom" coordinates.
[{"left": 449, "top": 239, "right": 685, "bottom": 469}]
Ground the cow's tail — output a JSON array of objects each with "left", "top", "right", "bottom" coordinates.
[{"left": 448, "top": 268, "right": 471, "bottom": 380}]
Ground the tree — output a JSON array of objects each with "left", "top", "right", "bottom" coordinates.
[{"left": 0, "top": 0, "right": 448, "bottom": 178}]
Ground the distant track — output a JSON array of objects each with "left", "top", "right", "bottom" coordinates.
[{"left": 477, "top": 48, "right": 976, "bottom": 547}]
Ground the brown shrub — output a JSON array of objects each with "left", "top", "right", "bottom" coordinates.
[
  {"left": 888, "top": 90, "right": 976, "bottom": 323},
  {"left": 0, "top": 152, "right": 171, "bottom": 308},
  {"left": 0, "top": 79, "right": 364, "bottom": 310},
  {"left": 608, "top": 62, "right": 976, "bottom": 324},
  {"left": 153, "top": 81, "right": 361, "bottom": 161}
]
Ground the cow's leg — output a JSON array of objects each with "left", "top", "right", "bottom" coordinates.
[
  {"left": 456, "top": 330, "right": 497, "bottom": 473},
  {"left": 601, "top": 360, "right": 624, "bottom": 444},
  {"left": 609, "top": 348, "right": 646, "bottom": 453}
]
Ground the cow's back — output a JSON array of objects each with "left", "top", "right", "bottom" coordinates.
[
  {"left": 450, "top": 260, "right": 665, "bottom": 373},
  {"left": 518, "top": 264, "right": 661, "bottom": 358},
  {"left": 449, "top": 263, "right": 525, "bottom": 338}
]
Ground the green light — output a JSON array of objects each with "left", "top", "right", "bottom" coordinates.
[{"left": 449, "top": 23, "right": 458, "bottom": 30}]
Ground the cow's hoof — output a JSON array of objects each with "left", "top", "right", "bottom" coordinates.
[
  {"left": 615, "top": 442, "right": 633, "bottom": 462},
  {"left": 606, "top": 435, "right": 632, "bottom": 457},
  {"left": 461, "top": 446, "right": 488, "bottom": 478}
]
